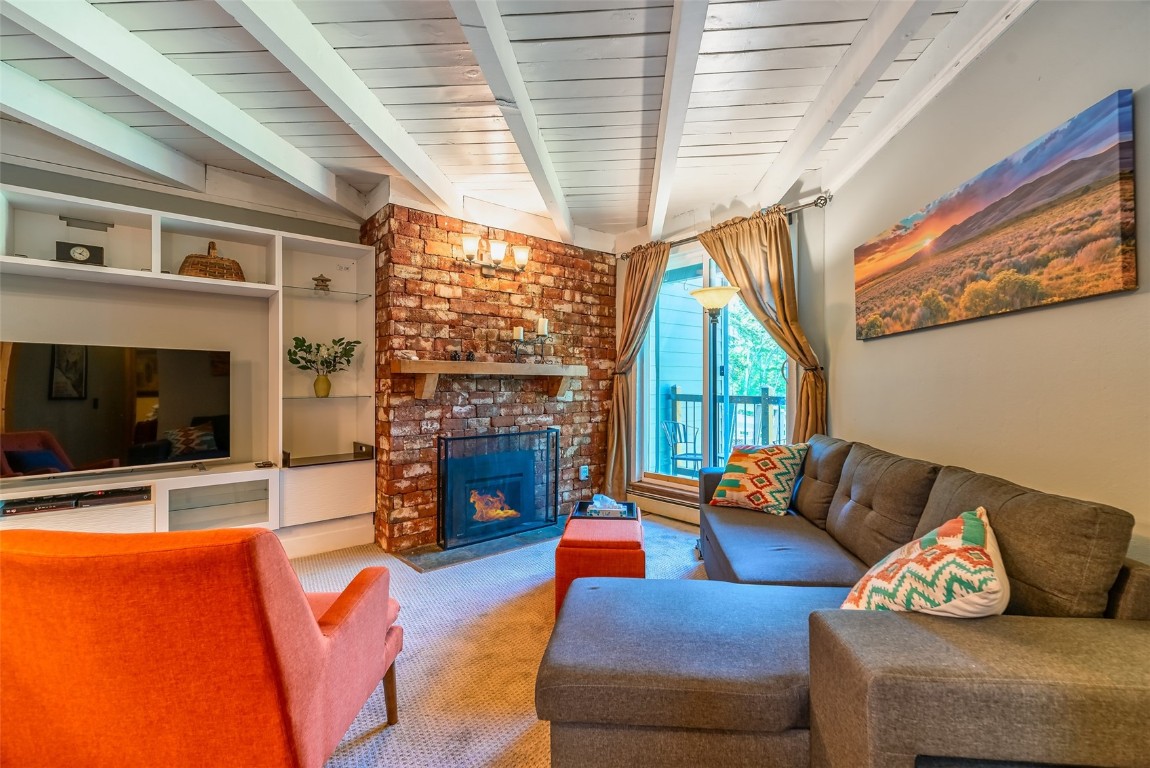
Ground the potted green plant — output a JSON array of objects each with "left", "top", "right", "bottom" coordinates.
[{"left": 286, "top": 336, "right": 362, "bottom": 397}]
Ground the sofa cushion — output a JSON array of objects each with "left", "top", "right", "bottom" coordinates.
[
  {"left": 917, "top": 466, "right": 1134, "bottom": 618},
  {"left": 825, "top": 443, "right": 941, "bottom": 567},
  {"left": 809, "top": 611, "right": 1150, "bottom": 768},
  {"left": 711, "top": 443, "right": 808, "bottom": 514},
  {"left": 790, "top": 435, "right": 852, "bottom": 528},
  {"left": 537, "top": 578, "right": 850, "bottom": 733},
  {"left": 842, "top": 508, "right": 1009, "bottom": 617},
  {"left": 165, "top": 423, "right": 217, "bottom": 458},
  {"left": 701, "top": 505, "right": 867, "bottom": 587}
]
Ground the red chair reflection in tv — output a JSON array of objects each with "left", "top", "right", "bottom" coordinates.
[{"left": 0, "top": 430, "right": 120, "bottom": 478}]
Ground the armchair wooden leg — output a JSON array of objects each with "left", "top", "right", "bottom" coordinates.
[{"left": 383, "top": 663, "right": 398, "bottom": 726}]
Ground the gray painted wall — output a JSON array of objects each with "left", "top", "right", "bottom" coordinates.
[{"left": 822, "top": 1, "right": 1150, "bottom": 558}]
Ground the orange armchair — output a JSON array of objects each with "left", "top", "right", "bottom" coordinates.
[{"left": 0, "top": 528, "right": 402, "bottom": 768}]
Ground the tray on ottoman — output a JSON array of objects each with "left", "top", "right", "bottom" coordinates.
[{"left": 570, "top": 500, "right": 639, "bottom": 520}]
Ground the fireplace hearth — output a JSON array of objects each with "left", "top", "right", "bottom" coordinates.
[{"left": 437, "top": 429, "right": 559, "bottom": 549}]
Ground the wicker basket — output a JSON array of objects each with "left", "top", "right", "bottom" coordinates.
[{"left": 177, "top": 241, "right": 246, "bottom": 282}]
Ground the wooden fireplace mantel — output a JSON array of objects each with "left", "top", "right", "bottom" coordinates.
[{"left": 391, "top": 359, "right": 590, "bottom": 399}]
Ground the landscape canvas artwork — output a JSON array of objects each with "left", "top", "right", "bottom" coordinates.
[{"left": 855, "top": 89, "right": 1136, "bottom": 340}]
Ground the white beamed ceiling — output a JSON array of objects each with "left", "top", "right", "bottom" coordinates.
[{"left": 0, "top": 0, "right": 974, "bottom": 238}]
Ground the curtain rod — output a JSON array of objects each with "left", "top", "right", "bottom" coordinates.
[{"left": 620, "top": 193, "right": 833, "bottom": 258}]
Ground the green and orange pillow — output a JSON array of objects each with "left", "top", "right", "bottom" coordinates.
[
  {"left": 710, "top": 443, "right": 809, "bottom": 514},
  {"left": 842, "top": 507, "right": 1010, "bottom": 618}
]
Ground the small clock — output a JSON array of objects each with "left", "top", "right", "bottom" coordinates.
[{"left": 55, "top": 241, "right": 105, "bottom": 266}]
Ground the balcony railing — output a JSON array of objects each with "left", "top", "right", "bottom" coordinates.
[{"left": 658, "top": 385, "right": 786, "bottom": 478}]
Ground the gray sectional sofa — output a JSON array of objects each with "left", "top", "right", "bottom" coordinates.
[{"left": 536, "top": 435, "right": 1150, "bottom": 768}]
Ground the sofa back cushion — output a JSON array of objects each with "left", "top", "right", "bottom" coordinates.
[
  {"left": 790, "top": 435, "right": 852, "bottom": 529},
  {"left": 825, "top": 443, "right": 940, "bottom": 566},
  {"left": 917, "top": 466, "right": 1134, "bottom": 618}
]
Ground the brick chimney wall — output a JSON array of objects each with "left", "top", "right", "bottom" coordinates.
[{"left": 361, "top": 204, "right": 617, "bottom": 551}]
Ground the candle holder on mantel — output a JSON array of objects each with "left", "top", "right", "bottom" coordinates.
[{"left": 512, "top": 334, "right": 552, "bottom": 362}]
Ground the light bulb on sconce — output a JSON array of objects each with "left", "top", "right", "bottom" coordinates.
[{"left": 512, "top": 245, "right": 530, "bottom": 271}]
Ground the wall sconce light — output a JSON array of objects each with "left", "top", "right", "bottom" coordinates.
[{"left": 458, "top": 234, "right": 528, "bottom": 277}]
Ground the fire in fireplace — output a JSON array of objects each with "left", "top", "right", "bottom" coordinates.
[{"left": 438, "top": 429, "right": 559, "bottom": 549}]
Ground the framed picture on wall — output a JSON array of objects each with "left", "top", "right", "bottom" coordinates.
[{"left": 49, "top": 344, "right": 87, "bottom": 400}]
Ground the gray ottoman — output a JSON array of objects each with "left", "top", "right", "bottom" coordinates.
[{"left": 535, "top": 578, "right": 850, "bottom": 768}]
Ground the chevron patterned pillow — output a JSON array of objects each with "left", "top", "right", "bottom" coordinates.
[
  {"left": 842, "top": 507, "right": 1010, "bottom": 617},
  {"left": 710, "top": 443, "right": 809, "bottom": 514}
]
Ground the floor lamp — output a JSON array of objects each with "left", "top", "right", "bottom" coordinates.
[{"left": 689, "top": 285, "right": 740, "bottom": 466}]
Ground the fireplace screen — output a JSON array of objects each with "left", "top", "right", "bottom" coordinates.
[{"left": 437, "top": 429, "right": 559, "bottom": 549}]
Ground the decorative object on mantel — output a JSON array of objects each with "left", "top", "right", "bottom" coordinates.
[
  {"left": 177, "top": 240, "right": 246, "bottom": 282},
  {"left": 286, "top": 336, "right": 361, "bottom": 398},
  {"left": 855, "top": 89, "right": 1136, "bottom": 340},
  {"left": 311, "top": 273, "right": 332, "bottom": 293},
  {"left": 460, "top": 234, "right": 530, "bottom": 277},
  {"left": 513, "top": 333, "right": 551, "bottom": 362}
]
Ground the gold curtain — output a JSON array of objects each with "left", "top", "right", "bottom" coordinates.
[
  {"left": 697, "top": 207, "right": 827, "bottom": 443},
  {"left": 605, "top": 241, "right": 670, "bottom": 499}
]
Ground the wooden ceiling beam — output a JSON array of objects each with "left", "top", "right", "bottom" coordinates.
[
  {"left": 0, "top": 62, "right": 206, "bottom": 191},
  {"left": 450, "top": 0, "right": 574, "bottom": 243},
  {"left": 823, "top": 0, "right": 1037, "bottom": 193},
  {"left": 1, "top": 0, "right": 364, "bottom": 217},
  {"left": 647, "top": 0, "right": 708, "bottom": 240},
  {"left": 219, "top": 0, "right": 463, "bottom": 216},
  {"left": 753, "top": 0, "right": 943, "bottom": 207}
]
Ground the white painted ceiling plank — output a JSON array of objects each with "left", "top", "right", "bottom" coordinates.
[
  {"left": 525, "top": 77, "right": 665, "bottom": 100},
  {"left": 219, "top": 0, "right": 462, "bottom": 215},
  {"left": 0, "top": 61, "right": 205, "bottom": 190},
  {"left": 648, "top": 0, "right": 707, "bottom": 239},
  {"left": 705, "top": 1, "right": 877, "bottom": 29},
  {"left": 312, "top": 19, "right": 467, "bottom": 48},
  {"left": 502, "top": 6, "right": 673, "bottom": 39},
  {"left": 2, "top": 0, "right": 363, "bottom": 216},
  {"left": 694, "top": 47, "right": 847, "bottom": 74},
  {"left": 520, "top": 56, "right": 666, "bottom": 81},
  {"left": 337, "top": 44, "right": 477, "bottom": 70},
  {"left": 700, "top": 21, "right": 865, "bottom": 54},
  {"left": 451, "top": 0, "right": 574, "bottom": 243},
  {"left": 824, "top": 0, "right": 1036, "bottom": 192},
  {"left": 753, "top": 0, "right": 943, "bottom": 207}
]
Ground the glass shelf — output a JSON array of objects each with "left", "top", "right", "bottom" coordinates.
[
  {"left": 283, "top": 284, "right": 372, "bottom": 302},
  {"left": 283, "top": 394, "right": 372, "bottom": 400},
  {"left": 282, "top": 442, "right": 374, "bottom": 468}
]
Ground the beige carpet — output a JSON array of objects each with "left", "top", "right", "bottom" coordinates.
[{"left": 291, "top": 514, "right": 705, "bottom": 768}]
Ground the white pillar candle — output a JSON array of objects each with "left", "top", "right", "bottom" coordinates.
[
  {"left": 536, "top": 318, "right": 549, "bottom": 336},
  {"left": 512, "top": 326, "right": 524, "bottom": 340}
]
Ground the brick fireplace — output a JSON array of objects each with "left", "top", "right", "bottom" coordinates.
[{"left": 361, "top": 205, "right": 616, "bottom": 551}]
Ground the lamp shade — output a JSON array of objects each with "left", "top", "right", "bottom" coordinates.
[
  {"left": 512, "top": 244, "right": 530, "bottom": 269},
  {"left": 489, "top": 239, "right": 508, "bottom": 264},
  {"left": 689, "top": 285, "right": 740, "bottom": 311},
  {"left": 462, "top": 234, "right": 481, "bottom": 260}
]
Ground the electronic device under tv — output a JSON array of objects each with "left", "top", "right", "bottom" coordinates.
[{"left": 1, "top": 342, "right": 232, "bottom": 481}]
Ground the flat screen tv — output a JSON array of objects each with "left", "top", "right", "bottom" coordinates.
[{"left": 1, "top": 343, "right": 231, "bottom": 481}]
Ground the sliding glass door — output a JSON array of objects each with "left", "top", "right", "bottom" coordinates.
[{"left": 639, "top": 244, "right": 790, "bottom": 483}]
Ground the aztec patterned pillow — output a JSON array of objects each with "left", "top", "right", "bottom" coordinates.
[
  {"left": 165, "top": 423, "right": 218, "bottom": 458},
  {"left": 710, "top": 443, "right": 809, "bottom": 514},
  {"left": 842, "top": 507, "right": 1010, "bottom": 618}
]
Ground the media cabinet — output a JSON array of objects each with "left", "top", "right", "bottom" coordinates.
[{"left": 0, "top": 184, "right": 377, "bottom": 557}]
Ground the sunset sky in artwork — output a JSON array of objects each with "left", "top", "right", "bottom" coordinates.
[{"left": 854, "top": 91, "right": 1133, "bottom": 287}]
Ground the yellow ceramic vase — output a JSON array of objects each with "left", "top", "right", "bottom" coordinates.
[{"left": 313, "top": 374, "right": 331, "bottom": 398}]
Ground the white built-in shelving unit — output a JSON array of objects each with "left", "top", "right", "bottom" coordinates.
[{"left": 0, "top": 184, "right": 376, "bottom": 557}]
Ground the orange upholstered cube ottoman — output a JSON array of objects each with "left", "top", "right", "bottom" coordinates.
[{"left": 554, "top": 513, "right": 646, "bottom": 615}]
